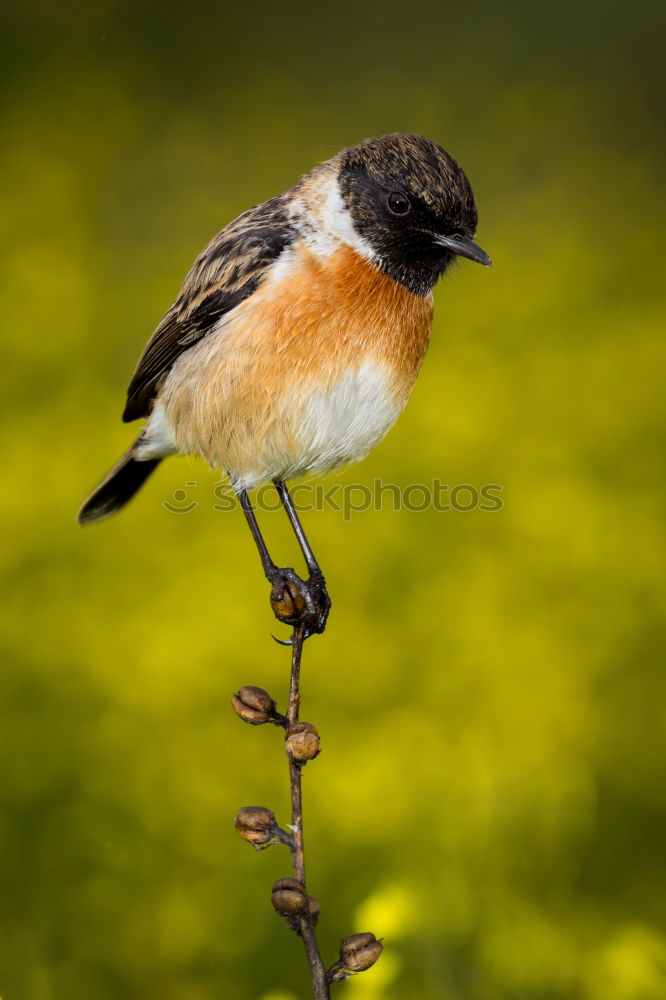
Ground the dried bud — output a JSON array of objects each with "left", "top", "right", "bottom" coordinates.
[
  {"left": 234, "top": 806, "right": 278, "bottom": 846},
  {"left": 270, "top": 578, "right": 307, "bottom": 622},
  {"left": 339, "top": 932, "right": 383, "bottom": 972},
  {"left": 285, "top": 722, "right": 320, "bottom": 762},
  {"left": 271, "top": 877, "right": 308, "bottom": 917},
  {"left": 231, "top": 685, "right": 278, "bottom": 725},
  {"left": 306, "top": 895, "right": 320, "bottom": 926}
]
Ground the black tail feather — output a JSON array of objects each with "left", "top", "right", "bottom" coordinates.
[{"left": 78, "top": 447, "right": 161, "bottom": 525}]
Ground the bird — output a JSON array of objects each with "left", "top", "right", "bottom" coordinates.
[{"left": 78, "top": 132, "right": 490, "bottom": 636}]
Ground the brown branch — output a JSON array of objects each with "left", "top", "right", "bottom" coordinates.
[
  {"left": 286, "top": 623, "right": 330, "bottom": 998},
  {"left": 233, "top": 577, "right": 384, "bottom": 995}
]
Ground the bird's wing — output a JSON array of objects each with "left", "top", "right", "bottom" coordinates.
[{"left": 122, "top": 193, "right": 295, "bottom": 422}]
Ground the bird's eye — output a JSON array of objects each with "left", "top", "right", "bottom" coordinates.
[{"left": 387, "top": 192, "right": 411, "bottom": 216}]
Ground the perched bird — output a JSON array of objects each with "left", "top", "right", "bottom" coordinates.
[{"left": 78, "top": 133, "right": 490, "bottom": 634}]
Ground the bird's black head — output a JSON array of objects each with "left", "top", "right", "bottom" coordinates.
[{"left": 337, "top": 133, "right": 490, "bottom": 296}]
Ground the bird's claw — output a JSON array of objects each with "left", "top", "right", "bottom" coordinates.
[
  {"left": 271, "top": 633, "right": 294, "bottom": 646},
  {"left": 267, "top": 566, "right": 331, "bottom": 639}
]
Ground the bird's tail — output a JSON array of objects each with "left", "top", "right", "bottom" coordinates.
[{"left": 77, "top": 443, "right": 161, "bottom": 525}]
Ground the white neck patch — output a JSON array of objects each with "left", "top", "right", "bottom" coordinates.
[{"left": 291, "top": 170, "right": 378, "bottom": 263}]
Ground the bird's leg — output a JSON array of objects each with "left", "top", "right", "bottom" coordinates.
[
  {"left": 238, "top": 489, "right": 330, "bottom": 638},
  {"left": 274, "top": 480, "right": 331, "bottom": 636}
]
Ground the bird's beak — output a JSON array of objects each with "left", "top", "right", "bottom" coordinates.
[{"left": 434, "top": 233, "right": 492, "bottom": 267}]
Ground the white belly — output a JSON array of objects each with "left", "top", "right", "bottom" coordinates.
[
  {"left": 228, "top": 359, "right": 403, "bottom": 491},
  {"left": 141, "top": 359, "right": 403, "bottom": 491},
  {"left": 287, "top": 360, "right": 403, "bottom": 479}
]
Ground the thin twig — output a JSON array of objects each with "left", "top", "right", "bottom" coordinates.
[
  {"left": 233, "top": 572, "right": 383, "bottom": 992},
  {"left": 286, "top": 623, "right": 330, "bottom": 999}
]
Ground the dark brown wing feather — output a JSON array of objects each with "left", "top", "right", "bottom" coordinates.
[{"left": 123, "top": 193, "right": 295, "bottom": 422}]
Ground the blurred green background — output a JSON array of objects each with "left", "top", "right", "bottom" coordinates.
[{"left": 1, "top": 1, "right": 665, "bottom": 997}]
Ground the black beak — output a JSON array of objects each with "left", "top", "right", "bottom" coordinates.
[{"left": 433, "top": 233, "right": 492, "bottom": 267}]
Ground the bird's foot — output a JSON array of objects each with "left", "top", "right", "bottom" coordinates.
[{"left": 267, "top": 566, "right": 331, "bottom": 639}]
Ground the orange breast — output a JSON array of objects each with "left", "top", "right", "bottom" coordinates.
[
  {"left": 252, "top": 242, "right": 434, "bottom": 401},
  {"left": 162, "top": 242, "right": 434, "bottom": 483}
]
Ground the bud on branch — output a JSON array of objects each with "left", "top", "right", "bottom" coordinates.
[
  {"left": 328, "top": 932, "right": 384, "bottom": 981},
  {"left": 232, "top": 685, "right": 285, "bottom": 726},
  {"left": 285, "top": 721, "right": 320, "bottom": 763},
  {"left": 234, "top": 806, "right": 293, "bottom": 850},
  {"left": 271, "top": 877, "right": 321, "bottom": 934},
  {"left": 272, "top": 877, "right": 308, "bottom": 917},
  {"left": 270, "top": 578, "right": 307, "bottom": 623}
]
